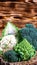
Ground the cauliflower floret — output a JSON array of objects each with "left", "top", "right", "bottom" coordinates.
[{"left": 1, "top": 35, "right": 17, "bottom": 50}]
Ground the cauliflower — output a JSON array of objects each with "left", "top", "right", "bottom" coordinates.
[
  {"left": 2, "top": 22, "right": 18, "bottom": 36},
  {"left": 0, "top": 35, "right": 17, "bottom": 50}
]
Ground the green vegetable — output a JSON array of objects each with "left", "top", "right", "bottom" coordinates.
[
  {"left": 18, "top": 24, "right": 37, "bottom": 50},
  {"left": 25, "top": 24, "right": 35, "bottom": 28},
  {"left": 0, "top": 51, "right": 3, "bottom": 56},
  {"left": 14, "top": 39, "right": 35, "bottom": 61},
  {"left": 0, "top": 37, "right": 2, "bottom": 40},
  {"left": 0, "top": 48, "right": 3, "bottom": 56},
  {"left": 3, "top": 50, "right": 18, "bottom": 62},
  {"left": 2, "top": 22, "right": 18, "bottom": 36},
  {"left": 17, "top": 30, "right": 23, "bottom": 43}
]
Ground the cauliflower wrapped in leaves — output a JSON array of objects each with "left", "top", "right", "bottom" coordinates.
[{"left": 2, "top": 22, "right": 18, "bottom": 36}]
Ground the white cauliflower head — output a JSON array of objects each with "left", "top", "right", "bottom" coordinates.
[{"left": 0, "top": 35, "right": 17, "bottom": 50}]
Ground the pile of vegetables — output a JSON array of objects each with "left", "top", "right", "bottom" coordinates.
[
  {"left": 0, "top": 22, "right": 36, "bottom": 62},
  {"left": 0, "top": 22, "right": 18, "bottom": 56}
]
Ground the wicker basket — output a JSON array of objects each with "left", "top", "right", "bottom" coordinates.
[
  {"left": 0, "top": 2, "right": 37, "bottom": 28},
  {"left": 0, "top": 2, "right": 37, "bottom": 65}
]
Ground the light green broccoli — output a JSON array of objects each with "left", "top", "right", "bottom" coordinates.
[{"left": 14, "top": 39, "right": 36, "bottom": 61}]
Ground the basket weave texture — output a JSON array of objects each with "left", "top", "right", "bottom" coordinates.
[{"left": 0, "top": 2, "right": 37, "bottom": 28}]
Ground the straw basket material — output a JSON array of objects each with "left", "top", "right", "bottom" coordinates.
[{"left": 0, "top": 2, "right": 37, "bottom": 65}]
